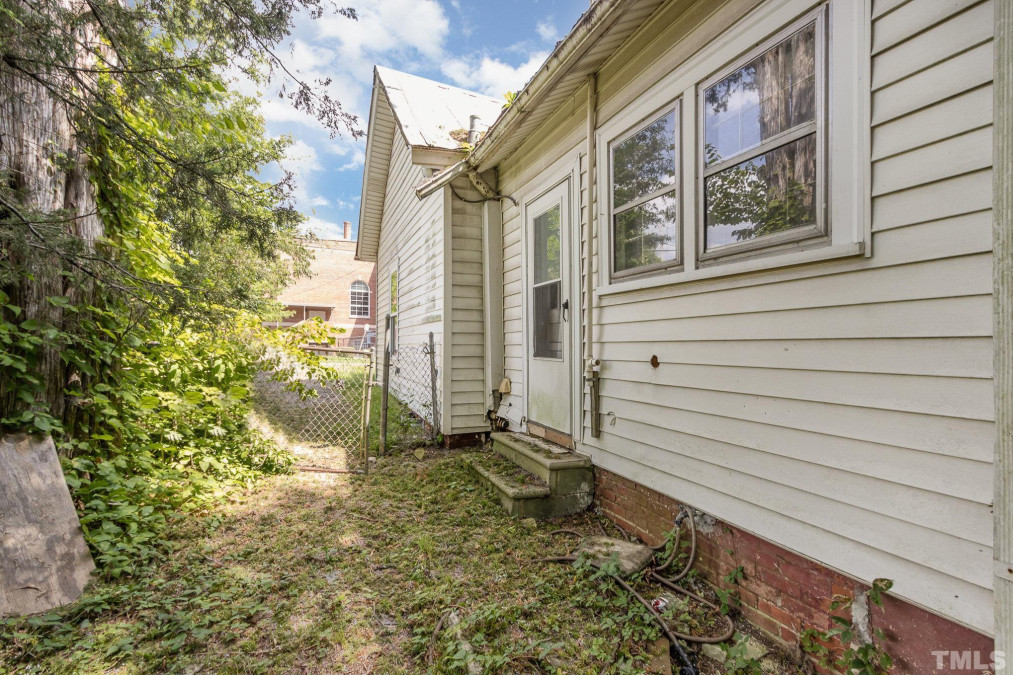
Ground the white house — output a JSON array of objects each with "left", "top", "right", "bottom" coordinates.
[
  {"left": 356, "top": 67, "right": 503, "bottom": 443},
  {"left": 358, "top": 0, "right": 1011, "bottom": 669}
]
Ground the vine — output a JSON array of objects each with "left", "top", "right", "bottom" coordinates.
[{"left": 801, "top": 578, "right": 895, "bottom": 675}]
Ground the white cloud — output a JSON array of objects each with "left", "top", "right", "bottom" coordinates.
[
  {"left": 316, "top": 0, "right": 449, "bottom": 65},
  {"left": 332, "top": 197, "right": 358, "bottom": 210},
  {"left": 259, "top": 99, "right": 318, "bottom": 125},
  {"left": 302, "top": 215, "right": 347, "bottom": 239},
  {"left": 441, "top": 52, "right": 548, "bottom": 97},
  {"left": 277, "top": 139, "right": 327, "bottom": 208},
  {"left": 289, "top": 39, "right": 337, "bottom": 72},
  {"left": 282, "top": 139, "right": 322, "bottom": 173},
  {"left": 338, "top": 149, "right": 365, "bottom": 171},
  {"left": 536, "top": 19, "right": 556, "bottom": 42}
]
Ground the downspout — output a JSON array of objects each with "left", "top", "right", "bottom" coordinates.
[
  {"left": 993, "top": 0, "right": 1012, "bottom": 655},
  {"left": 584, "top": 73, "right": 602, "bottom": 439}
]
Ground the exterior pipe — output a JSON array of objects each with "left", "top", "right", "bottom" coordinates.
[
  {"left": 584, "top": 74, "right": 600, "bottom": 440},
  {"left": 584, "top": 73, "right": 597, "bottom": 380},
  {"left": 993, "top": 0, "right": 1012, "bottom": 654}
]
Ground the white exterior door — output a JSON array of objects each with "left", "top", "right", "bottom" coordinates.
[{"left": 526, "top": 180, "right": 571, "bottom": 435}]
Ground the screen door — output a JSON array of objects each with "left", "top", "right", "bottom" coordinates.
[{"left": 526, "top": 180, "right": 571, "bottom": 435}]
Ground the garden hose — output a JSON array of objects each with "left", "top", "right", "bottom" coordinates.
[{"left": 540, "top": 508, "right": 737, "bottom": 674}]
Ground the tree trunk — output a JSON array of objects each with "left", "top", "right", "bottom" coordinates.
[
  {"left": 0, "top": 0, "right": 103, "bottom": 426},
  {"left": 0, "top": 0, "right": 102, "bottom": 614}
]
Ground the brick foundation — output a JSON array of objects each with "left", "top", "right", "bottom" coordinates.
[{"left": 594, "top": 467, "right": 994, "bottom": 674}]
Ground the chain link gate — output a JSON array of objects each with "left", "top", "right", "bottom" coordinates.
[
  {"left": 253, "top": 347, "right": 374, "bottom": 471},
  {"left": 378, "top": 318, "right": 442, "bottom": 454}
]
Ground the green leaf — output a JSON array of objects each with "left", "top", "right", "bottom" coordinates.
[
  {"left": 139, "top": 395, "right": 161, "bottom": 410},
  {"left": 227, "top": 386, "right": 248, "bottom": 400},
  {"left": 183, "top": 391, "right": 204, "bottom": 405}
]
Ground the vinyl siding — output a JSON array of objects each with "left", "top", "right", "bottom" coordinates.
[
  {"left": 375, "top": 135, "right": 446, "bottom": 422},
  {"left": 447, "top": 176, "right": 489, "bottom": 433},
  {"left": 496, "top": 0, "right": 995, "bottom": 635},
  {"left": 500, "top": 191, "right": 525, "bottom": 428}
]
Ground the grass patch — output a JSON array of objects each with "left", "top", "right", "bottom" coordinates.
[
  {"left": 2, "top": 446, "right": 694, "bottom": 674},
  {"left": 366, "top": 384, "right": 439, "bottom": 457}
]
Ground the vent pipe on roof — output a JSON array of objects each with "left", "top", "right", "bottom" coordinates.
[
  {"left": 468, "top": 115, "right": 481, "bottom": 145},
  {"left": 343, "top": 221, "right": 352, "bottom": 240}
]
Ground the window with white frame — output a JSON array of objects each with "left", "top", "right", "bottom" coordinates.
[
  {"left": 609, "top": 103, "right": 681, "bottom": 279},
  {"left": 350, "top": 280, "right": 370, "bottom": 318},
  {"left": 598, "top": 1, "right": 864, "bottom": 291},
  {"left": 701, "top": 12, "right": 824, "bottom": 259},
  {"left": 306, "top": 308, "right": 329, "bottom": 321}
]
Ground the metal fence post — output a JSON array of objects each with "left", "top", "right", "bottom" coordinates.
[
  {"left": 360, "top": 350, "right": 374, "bottom": 475},
  {"left": 380, "top": 314, "right": 391, "bottom": 456},
  {"left": 428, "top": 331, "right": 440, "bottom": 436}
]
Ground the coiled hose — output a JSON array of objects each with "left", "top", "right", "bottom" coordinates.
[{"left": 542, "top": 507, "right": 736, "bottom": 675}]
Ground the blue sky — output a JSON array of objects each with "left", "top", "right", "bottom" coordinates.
[{"left": 246, "top": 0, "right": 591, "bottom": 240}]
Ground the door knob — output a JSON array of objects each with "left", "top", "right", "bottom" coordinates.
[{"left": 562, "top": 299, "right": 569, "bottom": 322}]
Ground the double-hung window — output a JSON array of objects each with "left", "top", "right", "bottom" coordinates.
[
  {"left": 609, "top": 103, "right": 680, "bottom": 278},
  {"left": 599, "top": 1, "right": 862, "bottom": 289},
  {"left": 701, "top": 13, "right": 825, "bottom": 260}
]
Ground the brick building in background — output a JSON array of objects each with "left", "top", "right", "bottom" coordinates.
[{"left": 275, "top": 221, "right": 377, "bottom": 348}]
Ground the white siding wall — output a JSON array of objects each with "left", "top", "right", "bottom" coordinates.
[
  {"left": 500, "top": 188, "right": 525, "bottom": 428},
  {"left": 497, "top": 0, "right": 995, "bottom": 634},
  {"left": 448, "top": 176, "right": 489, "bottom": 433},
  {"left": 375, "top": 136, "right": 446, "bottom": 421}
]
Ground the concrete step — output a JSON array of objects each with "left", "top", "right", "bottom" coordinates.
[
  {"left": 464, "top": 451, "right": 593, "bottom": 519},
  {"left": 491, "top": 432, "right": 592, "bottom": 497}
]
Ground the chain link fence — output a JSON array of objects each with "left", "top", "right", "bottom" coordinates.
[
  {"left": 253, "top": 348, "right": 374, "bottom": 469},
  {"left": 378, "top": 322, "right": 442, "bottom": 453}
]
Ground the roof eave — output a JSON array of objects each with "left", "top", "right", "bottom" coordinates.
[
  {"left": 355, "top": 68, "right": 384, "bottom": 262},
  {"left": 413, "top": 0, "right": 634, "bottom": 198},
  {"left": 468, "top": 0, "right": 633, "bottom": 171}
]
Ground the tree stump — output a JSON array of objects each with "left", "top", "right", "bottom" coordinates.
[{"left": 0, "top": 433, "right": 95, "bottom": 616}]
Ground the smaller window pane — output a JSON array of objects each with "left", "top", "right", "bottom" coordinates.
[
  {"left": 612, "top": 110, "right": 677, "bottom": 208},
  {"left": 704, "top": 23, "right": 816, "bottom": 167},
  {"left": 613, "top": 192, "right": 679, "bottom": 274},
  {"left": 533, "top": 280, "right": 562, "bottom": 359},
  {"left": 533, "top": 205, "right": 561, "bottom": 284},
  {"left": 704, "top": 134, "right": 817, "bottom": 250}
]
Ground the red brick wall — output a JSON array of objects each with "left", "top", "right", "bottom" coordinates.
[
  {"left": 277, "top": 240, "right": 377, "bottom": 342},
  {"left": 325, "top": 262, "right": 376, "bottom": 330},
  {"left": 594, "top": 467, "right": 995, "bottom": 674}
]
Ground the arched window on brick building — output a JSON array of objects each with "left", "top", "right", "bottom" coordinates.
[{"left": 349, "top": 280, "right": 370, "bottom": 318}]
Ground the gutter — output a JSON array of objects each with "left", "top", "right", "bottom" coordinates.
[
  {"left": 415, "top": 0, "right": 632, "bottom": 198},
  {"left": 416, "top": 159, "right": 469, "bottom": 198}
]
